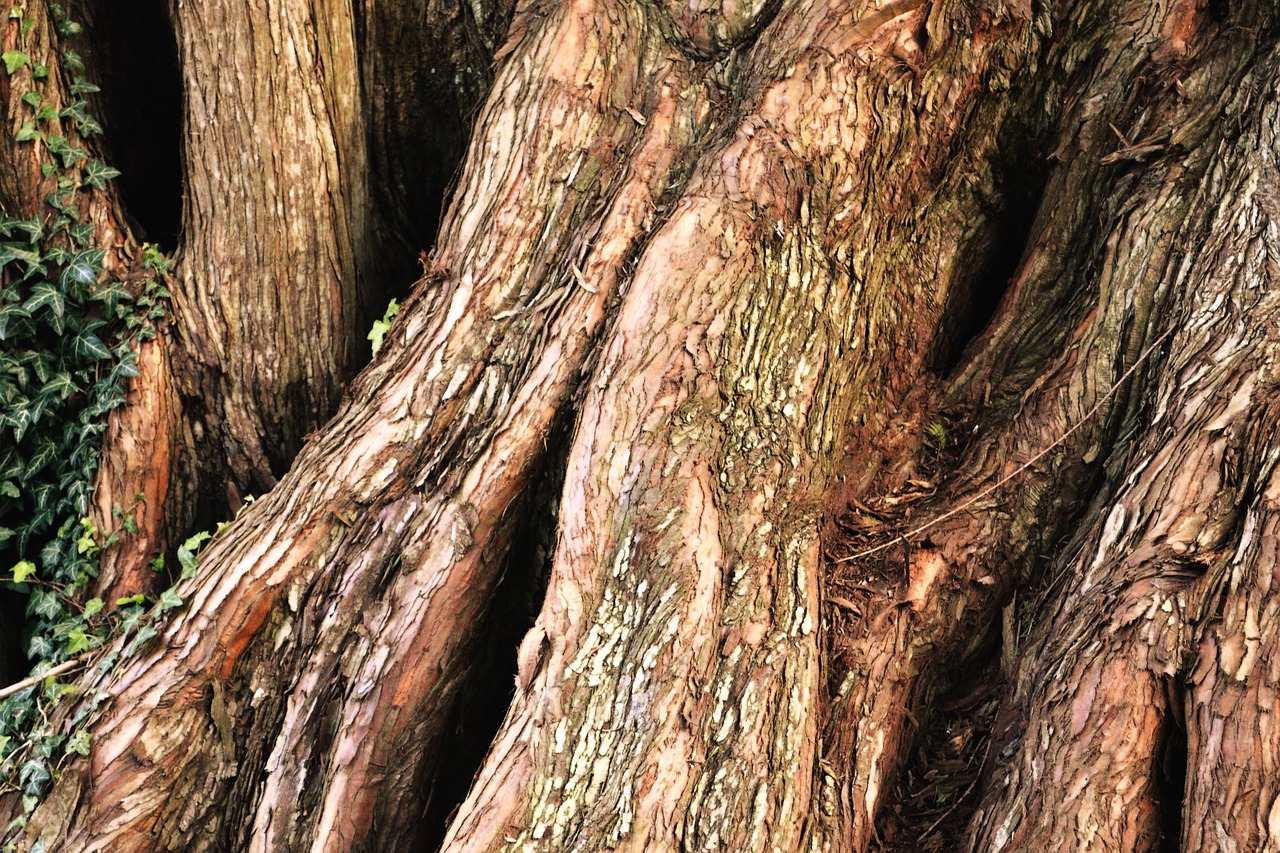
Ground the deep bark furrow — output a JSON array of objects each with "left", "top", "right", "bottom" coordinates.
[
  {"left": 170, "top": 0, "right": 372, "bottom": 488},
  {"left": 27, "top": 2, "right": 719, "bottom": 849},
  {"left": 7, "top": 0, "right": 1280, "bottom": 850},
  {"left": 967, "top": 9, "right": 1280, "bottom": 850},
  {"left": 443, "top": 1, "right": 1052, "bottom": 849}
]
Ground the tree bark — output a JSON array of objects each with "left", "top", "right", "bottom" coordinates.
[
  {"left": 5, "top": 0, "right": 1280, "bottom": 850},
  {"left": 89, "top": 0, "right": 505, "bottom": 599}
]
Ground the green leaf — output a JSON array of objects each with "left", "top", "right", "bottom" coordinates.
[
  {"left": 61, "top": 248, "right": 103, "bottom": 291},
  {"left": 82, "top": 597, "right": 103, "bottom": 618},
  {"left": 18, "top": 759, "right": 49, "bottom": 797},
  {"left": 73, "top": 330, "right": 111, "bottom": 360},
  {"left": 27, "top": 634, "right": 54, "bottom": 661},
  {"left": 0, "top": 241, "right": 42, "bottom": 268},
  {"left": 368, "top": 299, "right": 399, "bottom": 355},
  {"left": 177, "top": 530, "right": 212, "bottom": 580},
  {"left": 67, "top": 222, "right": 94, "bottom": 247},
  {"left": 2, "top": 50, "right": 29, "bottom": 74},
  {"left": 20, "top": 90, "right": 40, "bottom": 108},
  {"left": 30, "top": 63, "right": 48, "bottom": 79},
  {"left": 155, "top": 588, "right": 183, "bottom": 613},
  {"left": 75, "top": 114, "right": 102, "bottom": 136},
  {"left": 1, "top": 481, "right": 21, "bottom": 499},
  {"left": 0, "top": 303, "right": 31, "bottom": 340},
  {"left": 33, "top": 104, "right": 55, "bottom": 122},
  {"left": 64, "top": 730, "right": 90, "bottom": 756},
  {"left": 13, "top": 121, "right": 39, "bottom": 143},
  {"left": 124, "top": 624, "right": 158, "bottom": 657},
  {"left": 58, "top": 144, "right": 87, "bottom": 169},
  {"left": 61, "top": 50, "right": 82, "bottom": 72},
  {"left": 41, "top": 372, "right": 76, "bottom": 400},
  {"left": 29, "top": 589, "right": 61, "bottom": 620},
  {"left": 11, "top": 560, "right": 35, "bottom": 583},
  {"left": 57, "top": 99, "right": 88, "bottom": 124},
  {"left": 68, "top": 76, "right": 99, "bottom": 95},
  {"left": 65, "top": 629, "right": 90, "bottom": 654},
  {"left": 23, "top": 282, "right": 64, "bottom": 324},
  {"left": 23, "top": 436, "right": 58, "bottom": 479},
  {"left": 81, "top": 159, "right": 120, "bottom": 191}
]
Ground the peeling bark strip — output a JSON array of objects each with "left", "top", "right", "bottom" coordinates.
[
  {"left": 167, "top": 0, "right": 374, "bottom": 488},
  {"left": 444, "top": 0, "right": 1049, "bottom": 848},
  {"left": 969, "top": 20, "right": 1280, "bottom": 849},
  {"left": 8, "top": 0, "right": 1280, "bottom": 850},
  {"left": 20, "top": 0, "right": 713, "bottom": 848}
]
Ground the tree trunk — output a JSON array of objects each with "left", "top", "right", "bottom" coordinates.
[{"left": 4, "top": 0, "right": 1280, "bottom": 851}]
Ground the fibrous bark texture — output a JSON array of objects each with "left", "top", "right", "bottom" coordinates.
[{"left": 6, "top": 0, "right": 1280, "bottom": 851}]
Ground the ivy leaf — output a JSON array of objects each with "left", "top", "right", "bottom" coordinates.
[
  {"left": 0, "top": 482, "right": 19, "bottom": 499},
  {"left": 64, "top": 730, "right": 91, "bottom": 756},
  {"left": 89, "top": 279, "right": 128, "bottom": 313},
  {"left": 73, "top": 330, "right": 111, "bottom": 361},
  {"left": 44, "top": 134, "right": 68, "bottom": 155},
  {"left": 12, "top": 217, "right": 42, "bottom": 240},
  {"left": 29, "top": 589, "right": 61, "bottom": 621},
  {"left": 82, "top": 597, "right": 102, "bottom": 618},
  {"left": 112, "top": 355, "right": 141, "bottom": 381},
  {"left": 11, "top": 560, "right": 35, "bottom": 584},
  {"left": 13, "top": 120, "right": 39, "bottom": 143},
  {"left": 2, "top": 50, "right": 29, "bottom": 75},
  {"left": 18, "top": 759, "right": 49, "bottom": 797},
  {"left": 58, "top": 144, "right": 87, "bottom": 169},
  {"left": 31, "top": 62, "right": 47, "bottom": 79},
  {"left": 41, "top": 372, "right": 76, "bottom": 400},
  {"left": 27, "top": 633, "right": 54, "bottom": 661},
  {"left": 63, "top": 730, "right": 91, "bottom": 757},
  {"left": 0, "top": 242, "right": 43, "bottom": 269},
  {"left": 68, "top": 76, "right": 99, "bottom": 95},
  {"left": 23, "top": 283, "right": 65, "bottom": 326},
  {"left": 61, "top": 248, "right": 103, "bottom": 291},
  {"left": 67, "top": 222, "right": 94, "bottom": 247},
  {"left": 177, "top": 530, "right": 212, "bottom": 580},
  {"left": 61, "top": 50, "right": 83, "bottom": 71},
  {"left": 24, "top": 437, "right": 59, "bottom": 479},
  {"left": 76, "top": 115, "right": 102, "bottom": 136},
  {"left": 9, "top": 406, "right": 33, "bottom": 443},
  {"left": 57, "top": 100, "right": 88, "bottom": 124},
  {"left": 81, "top": 159, "right": 120, "bottom": 191},
  {"left": 154, "top": 588, "right": 183, "bottom": 613},
  {"left": 0, "top": 303, "right": 31, "bottom": 340},
  {"left": 20, "top": 91, "right": 40, "bottom": 108},
  {"left": 65, "top": 629, "right": 91, "bottom": 654},
  {"left": 124, "top": 624, "right": 158, "bottom": 658}
]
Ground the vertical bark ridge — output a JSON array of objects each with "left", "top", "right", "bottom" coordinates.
[
  {"left": 442, "top": 0, "right": 1050, "bottom": 848},
  {"left": 797, "top": 3, "right": 1280, "bottom": 850},
  {"left": 167, "top": 0, "right": 373, "bottom": 496},
  {"left": 25, "top": 1, "right": 719, "bottom": 849},
  {"left": 965, "top": 8, "right": 1280, "bottom": 850}
]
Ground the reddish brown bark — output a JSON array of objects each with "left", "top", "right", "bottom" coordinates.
[{"left": 5, "top": 0, "right": 1280, "bottom": 850}]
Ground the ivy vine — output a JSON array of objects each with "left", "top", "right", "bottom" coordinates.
[{"left": 0, "top": 2, "right": 178, "bottom": 830}]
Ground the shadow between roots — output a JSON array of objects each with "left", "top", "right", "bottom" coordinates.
[{"left": 415, "top": 410, "right": 571, "bottom": 849}]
